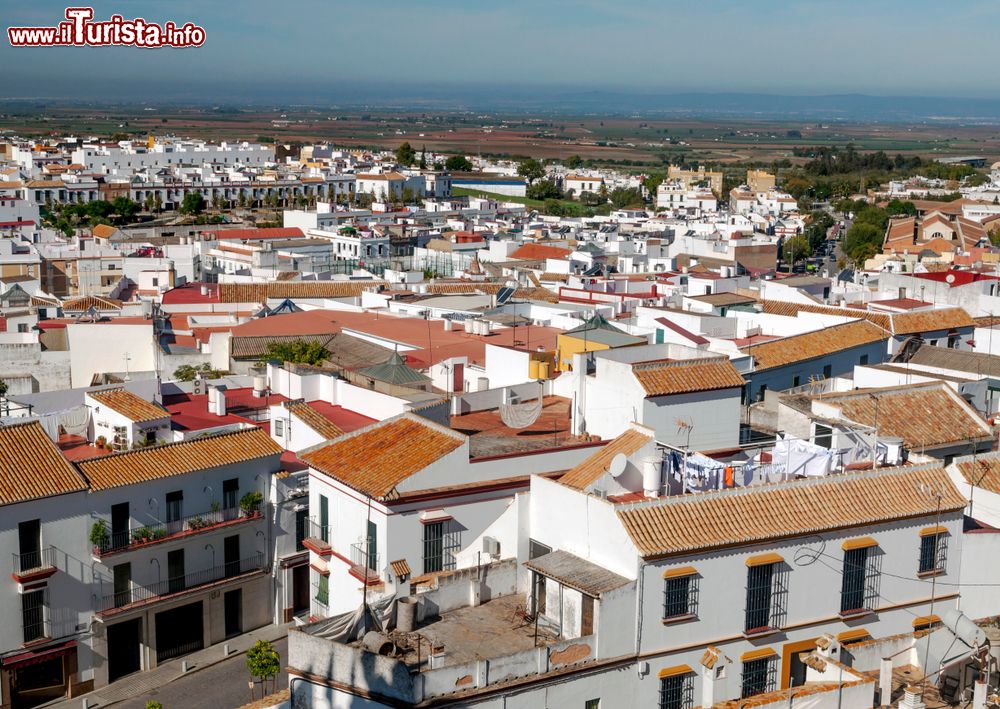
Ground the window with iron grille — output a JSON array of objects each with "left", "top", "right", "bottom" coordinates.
[
  {"left": 741, "top": 656, "right": 776, "bottom": 699},
  {"left": 21, "top": 589, "right": 46, "bottom": 643},
  {"left": 663, "top": 575, "right": 698, "bottom": 619},
  {"left": 841, "top": 546, "right": 880, "bottom": 614},
  {"left": 423, "top": 520, "right": 459, "bottom": 574},
  {"left": 745, "top": 562, "right": 786, "bottom": 633},
  {"left": 659, "top": 673, "right": 694, "bottom": 709},
  {"left": 918, "top": 533, "right": 947, "bottom": 574}
]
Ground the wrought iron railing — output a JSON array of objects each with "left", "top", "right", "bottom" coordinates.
[
  {"left": 97, "top": 552, "right": 266, "bottom": 612},
  {"left": 95, "top": 505, "right": 258, "bottom": 556},
  {"left": 12, "top": 546, "right": 56, "bottom": 575}
]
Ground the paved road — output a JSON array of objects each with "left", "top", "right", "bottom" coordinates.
[{"left": 115, "top": 637, "right": 288, "bottom": 709}]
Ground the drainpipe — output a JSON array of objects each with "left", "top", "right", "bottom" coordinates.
[{"left": 633, "top": 556, "right": 645, "bottom": 660}]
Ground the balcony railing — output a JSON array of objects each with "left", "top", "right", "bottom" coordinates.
[
  {"left": 302, "top": 518, "right": 330, "bottom": 545},
  {"left": 98, "top": 552, "right": 267, "bottom": 613},
  {"left": 350, "top": 540, "right": 379, "bottom": 572},
  {"left": 95, "top": 504, "right": 260, "bottom": 557},
  {"left": 21, "top": 606, "right": 77, "bottom": 645},
  {"left": 13, "top": 547, "right": 57, "bottom": 576}
]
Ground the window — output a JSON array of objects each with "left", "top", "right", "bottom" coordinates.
[
  {"left": 584, "top": 700, "right": 600, "bottom": 709},
  {"left": 295, "top": 509, "right": 308, "bottom": 552},
  {"left": 423, "top": 521, "right": 445, "bottom": 573},
  {"left": 744, "top": 555, "right": 787, "bottom": 633},
  {"left": 529, "top": 539, "right": 552, "bottom": 560},
  {"left": 21, "top": 589, "right": 46, "bottom": 643},
  {"left": 318, "top": 494, "right": 329, "bottom": 543},
  {"left": 663, "top": 571, "right": 698, "bottom": 619},
  {"left": 222, "top": 478, "right": 239, "bottom": 513},
  {"left": 822, "top": 364, "right": 832, "bottom": 379},
  {"left": 918, "top": 531, "right": 947, "bottom": 575},
  {"left": 860, "top": 354, "right": 869, "bottom": 366},
  {"left": 791, "top": 375, "right": 800, "bottom": 388},
  {"left": 167, "top": 549, "right": 185, "bottom": 593},
  {"left": 659, "top": 672, "right": 694, "bottom": 709},
  {"left": 741, "top": 655, "right": 777, "bottom": 698},
  {"left": 315, "top": 574, "right": 328, "bottom": 605},
  {"left": 165, "top": 490, "right": 183, "bottom": 526},
  {"left": 365, "top": 519, "right": 378, "bottom": 570},
  {"left": 840, "top": 540, "right": 880, "bottom": 615},
  {"left": 274, "top": 418, "right": 284, "bottom": 437},
  {"left": 17, "top": 519, "right": 41, "bottom": 573}
]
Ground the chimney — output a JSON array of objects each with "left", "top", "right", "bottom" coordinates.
[
  {"left": 898, "top": 686, "right": 927, "bottom": 709},
  {"left": 200, "top": 284, "right": 208, "bottom": 296}
]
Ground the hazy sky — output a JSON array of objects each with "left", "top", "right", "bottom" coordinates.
[{"left": 3, "top": 0, "right": 999, "bottom": 100}]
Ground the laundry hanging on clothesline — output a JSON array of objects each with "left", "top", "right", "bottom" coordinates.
[{"left": 773, "top": 435, "right": 834, "bottom": 478}]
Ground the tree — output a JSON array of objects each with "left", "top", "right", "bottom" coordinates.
[
  {"left": 0, "top": 379, "right": 7, "bottom": 399},
  {"left": 609, "top": 187, "right": 643, "bottom": 209},
  {"left": 782, "top": 234, "right": 811, "bottom": 266},
  {"left": 842, "top": 222, "right": 883, "bottom": 266},
  {"left": 885, "top": 199, "right": 917, "bottom": 217},
  {"left": 419, "top": 145, "right": 427, "bottom": 170},
  {"left": 526, "top": 179, "right": 562, "bottom": 200},
  {"left": 564, "top": 155, "right": 583, "bottom": 169},
  {"left": 143, "top": 193, "right": 156, "bottom": 213},
  {"left": 145, "top": 702, "right": 163, "bottom": 709},
  {"left": 179, "top": 192, "right": 205, "bottom": 215},
  {"left": 444, "top": 155, "right": 473, "bottom": 172},
  {"left": 246, "top": 639, "right": 281, "bottom": 701},
  {"left": 257, "top": 340, "right": 329, "bottom": 367},
  {"left": 517, "top": 158, "right": 545, "bottom": 184},
  {"left": 173, "top": 363, "right": 227, "bottom": 382},
  {"left": 395, "top": 142, "right": 416, "bottom": 167},
  {"left": 111, "top": 196, "right": 140, "bottom": 223},
  {"left": 153, "top": 193, "right": 162, "bottom": 213}
]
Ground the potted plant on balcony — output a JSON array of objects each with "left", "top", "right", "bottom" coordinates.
[
  {"left": 239, "top": 491, "right": 263, "bottom": 518},
  {"left": 90, "top": 519, "right": 110, "bottom": 553},
  {"left": 95, "top": 435, "right": 106, "bottom": 448}
]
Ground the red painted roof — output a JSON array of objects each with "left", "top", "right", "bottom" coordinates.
[
  {"left": 203, "top": 227, "right": 304, "bottom": 241},
  {"left": 305, "top": 401, "right": 376, "bottom": 432},
  {"left": 163, "top": 388, "right": 288, "bottom": 432},
  {"left": 161, "top": 282, "right": 220, "bottom": 305},
  {"left": 510, "top": 243, "right": 571, "bottom": 261}
]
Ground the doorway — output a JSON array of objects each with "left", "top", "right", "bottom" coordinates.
[
  {"left": 107, "top": 618, "right": 142, "bottom": 682},
  {"left": 291, "top": 565, "right": 309, "bottom": 615},
  {"left": 154, "top": 602, "right": 203, "bottom": 663},
  {"left": 781, "top": 638, "right": 818, "bottom": 689},
  {"left": 10, "top": 654, "right": 68, "bottom": 708},
  {"left": 224, "top": 589, "right": 242, "bottom": 638}
]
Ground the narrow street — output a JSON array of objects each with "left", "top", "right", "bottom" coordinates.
[{"left": 114, "top": 637, "right": 288, "bottom": 709}]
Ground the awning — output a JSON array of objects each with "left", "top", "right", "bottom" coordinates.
[
  {"left": 740, "top": 647, "right": 777, "bottom": 662},
  {"left": 746, "top": 552, "right": 784, "bottom": 567},
  {"left": 658, "top": 664, "right": 694, "bottom": 678},
  {"left": 2, "top": 640, "right": 76, "bottom": 669},
  {"left": 920, "top": 525, "right": 948, "bottom": 537},
  {"left": 913, "top": 614, "right": 941, "bottom": 628},
  {"left": 663, "top": 566, "right": 698, "bottom": 579},
  {"left": 838, "top": 628, "right": 871, "bottom": 643},
  {"left": 842, "top": 536, "right": 878, "bottom": 551}
]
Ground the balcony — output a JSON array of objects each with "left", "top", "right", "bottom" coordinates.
[
  {"left": 21, "top": 606, "right": 77, "bottom": 646},
  {"left": 97, "top": 552, "right": 267, "bottom": 616},
  {"left": 349, "top": 541, "right": 381, "bottom": 586},
  {"left": 12, "top": 547, "right": 58, "bottom": 584},
  {"left": 301, "top": 518, "right": 331, "bottom": 557},
  {"left": 94, "top": 504, "right": 261, "bottom": 558}
]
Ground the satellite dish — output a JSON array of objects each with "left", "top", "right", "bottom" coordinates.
[
  {"left": 946, "top": 274, "right": 956, "bottom": 284},
  {"left": 609, "top": 453, "right": 628, "bottom": 478}
]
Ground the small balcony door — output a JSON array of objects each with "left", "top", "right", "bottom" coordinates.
[
  {"left": 224, "top": 535, "right": 240, "bottom": 578},
  {"left": 111, "top": 503, "right": 130, "bottom": 551},
  {"left": 18, "top": 519, "right": 41, "bottom": 573}
]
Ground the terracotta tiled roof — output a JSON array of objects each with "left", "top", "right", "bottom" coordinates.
[
  {"left": 285, "top": 400, "right": 344, "bottom": 441},
  {"left": 89, "top": 388, "right": 169, "bottom": 423},
  {"left": 616, "top": 465, "right": 965, "bottom": 558},
  {"left": 300, "top": 414, "right": 466, "bottom": 500},
  {"left": 78, "top": 428, "right": 282, "bottom": 491},
  {"left": 560, "top": 426, "right": 654, "bottom": 490},
  {"left": 740, "top": 320, "right": 886, "bottom": 370},
  {"left": 812, "top": 383, "right": 991, "bottom": 449},
  {"left": 390, "top": 559, "right": 411, "bottom": 577},
  {"left": 632, "top": 358, "right": 745, "bottom": 396},
  {"left": 62, "top": 295, "right": 123, "bottom": 312},
  {"left": 0, "top": 421, "right": 88, "bottom": 506},
  {"left": 217, "top": 281, "right": 386, "bottom": 303},
  {"left": 90, "top": 224, "right": 119, "bottom": 239},
  {"left": 759, "top": 299, "right": 972, "bottom": 336},
  {"left": 955, "top": 454, "right": 1000, "bottom": 495}
]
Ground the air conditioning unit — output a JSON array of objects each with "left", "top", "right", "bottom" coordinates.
[
  {"left": 482, "top": 536, "right": 500, "bottom": 558},
  {"left": 592, "top": 488, "right": 607, "bottom": 499}
]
